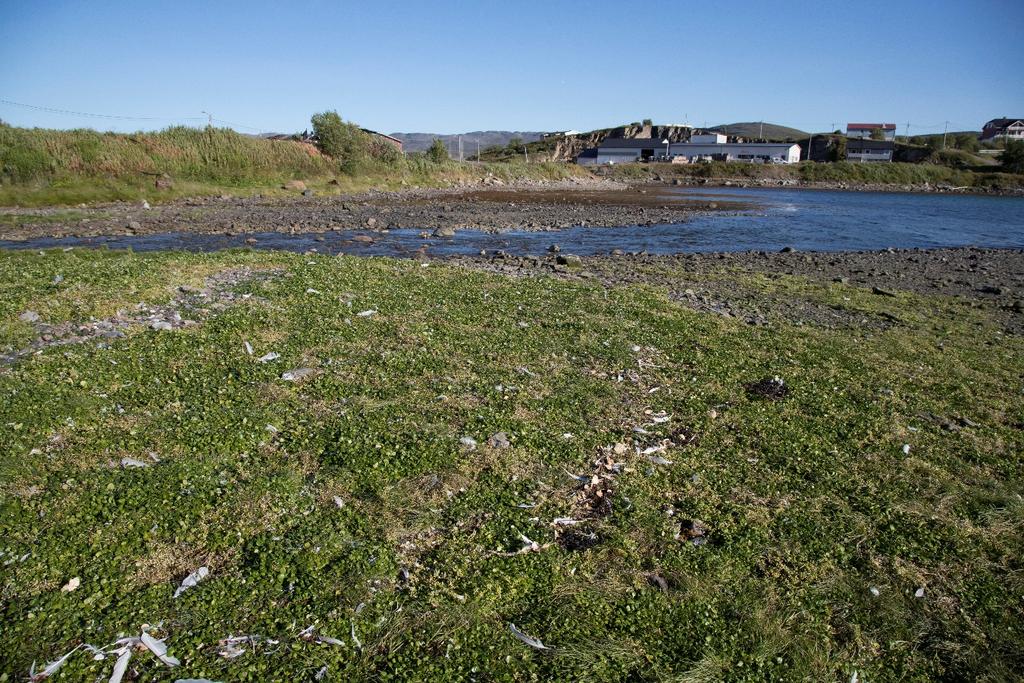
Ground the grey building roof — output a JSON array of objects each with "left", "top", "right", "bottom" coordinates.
[
  {"left": 984, "top": 118, "right": 1023, "bottom": 128},
  {"left": 598, "top": 138, "right": 666, "bottom": 149}
]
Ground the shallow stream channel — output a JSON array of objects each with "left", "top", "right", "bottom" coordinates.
[{"left": 2, "top": 187, "right": 1023, "bottom": 256}]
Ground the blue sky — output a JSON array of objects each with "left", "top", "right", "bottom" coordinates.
[{"left": 1, "top": 0, "right": 1022, "bottom": 136}]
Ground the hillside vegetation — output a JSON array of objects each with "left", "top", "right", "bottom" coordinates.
[
  {"left": 600, "top": 160, "right": 1024, "bottom": 190},
  {"left": 0, "top": 124, "right": 586, "bottom": 207},
  {"left": 708, "top": 122, "right": 808, "bottom": 140}
]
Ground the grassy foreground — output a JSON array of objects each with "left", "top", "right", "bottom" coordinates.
[{"left": 0, "top": 249, "right": 1021, "bottom": 681}]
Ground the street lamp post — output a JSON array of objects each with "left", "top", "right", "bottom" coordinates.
[{"left": 662, "top": 138, "right": 671, "bottom": 160}]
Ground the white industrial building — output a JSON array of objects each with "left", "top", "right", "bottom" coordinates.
[{"left": 577, "top": 133, "right": 801, "bottom": 165}]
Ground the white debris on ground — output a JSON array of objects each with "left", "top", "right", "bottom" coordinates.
[
  {"left": 28, "top": 626, "right": 181, "bottom": 682},
  {"left": 509, "top": 623, "right": 550, "bottom": 650},
  {"left": 173, "top": 566, "right": 210, "bottom": 598}
]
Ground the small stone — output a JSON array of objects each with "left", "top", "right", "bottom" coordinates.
[
  {"left": 487, "top": 431, "right": 511, "bottom": 449},
  {"left": 281, "top": 368, "right": 315, "bottom": 382},
  {"left": 869, "top": 586, "right": 880, "bottom": 597},
  {"left": 150, "top": 321, "right": 173, "bottom": 331},
  {"left": 555, "top": 254, "right": 583, "bottom": 269},
  {"left": 432, "top": 226, "right": 456, "bottom": 238},
  {"left": 365, "top": 217, "right": 378, "bottom": 227},
  {"left": 547, "top": 244, "right": 561, "bottom": 253},
  {"left": 61, "top": 577, "right": 81, "bottom": 593},
  {"left": 302, "top": 189, "right": 315, "bottom": 197},
  {"left": 871, "top": 286, "right": 896, "bottom": 297},
  {"left": 459, "top": 436, "right": 478, "bottom": 451},
  {"left": 283, "top": 180, "right": 307, "bottom": 191},
  {"left": 19, "top": 310, "right": 40, "bottom": 323},
  {"left": 915, "top": 587, "right": 925, "bottom": 598},
  {"left": 126, "top": 220, "right": 142, "bottom": 232}
]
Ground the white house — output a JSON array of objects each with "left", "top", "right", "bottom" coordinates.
[
  {"left": 980, "top": 118, "right": 1024, "bottom": 141},
  {"left": 846, "top": 123, "right": 896, "bottom": 141},
  {"left": 668, "top": 140, "right": 801, "bottom": 164},
  {"left": 577, "top": 136, "right": 801, "bottom": 165}
]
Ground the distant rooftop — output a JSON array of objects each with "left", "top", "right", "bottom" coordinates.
[{"left": 847, "top": 123, "right": 896, "bottom": 131}]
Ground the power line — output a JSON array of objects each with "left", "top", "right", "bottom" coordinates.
[
  {"left": 0, "top": 97, "right": 203, "bottom": 122},
  {"left": 211, "top": 117, "right": 266, "bottom": 133}
]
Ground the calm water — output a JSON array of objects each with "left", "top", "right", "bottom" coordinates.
[{"left": 2, "top": 187, "right": 1023, "bottom": 256}]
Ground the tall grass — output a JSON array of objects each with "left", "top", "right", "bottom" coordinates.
[
  {"left": 0, "top": 125, "right": 334, "bottom": 185},
  {"left": 0, "top": 125, "right": 591, "bottom": 206}
]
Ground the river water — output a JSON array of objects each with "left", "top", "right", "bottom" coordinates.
[{"left": 2, "top": 187, "right": 1023, "bottom": 256}]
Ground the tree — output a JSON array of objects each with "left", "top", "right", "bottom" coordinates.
[
  {"left": 829, "top": 136, "right": 847, "bottom": 162},
  {"left": 426, "top": 138, "right": 449, "bottom": 163},
  {"left": 999, "top": 140, "right": 1024, "bottom": 174},
  {"left": 953, "top": 133, "right": 979, "bottom": 153},
  {"left": 310, "top": 111, "right": 368, "bottom": 172},
  {"left": 642, "top": 118, "right": 653, "bottom": 127},
  {"left": 507, "top": 136, "right": 523, "bottom": 152}
]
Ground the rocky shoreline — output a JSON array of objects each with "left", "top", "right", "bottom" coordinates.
[
  {"left": 642, "top": 175, "right": 1024, "bottom": 196},
  {"left": 0, "top": 180, "right": 733, "bottom": 241},
  {"left": 439, "top": 247, "right": 1024, "bottom": 333}
]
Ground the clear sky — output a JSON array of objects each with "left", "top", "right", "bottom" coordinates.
[{"left": 1, "top": 0, "right": 1022, "bottom": 136}]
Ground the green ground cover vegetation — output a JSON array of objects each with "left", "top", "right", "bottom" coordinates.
[{"left": 0, "top": 248, "right": 1021, "bottom": 680}]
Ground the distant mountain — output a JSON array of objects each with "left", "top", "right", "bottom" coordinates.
[
  {"left": 389, "top": 131, "right": 547, "bottom": 155},
  {"left": 709, "top": 122, "right": 808, "bottom": 140}
]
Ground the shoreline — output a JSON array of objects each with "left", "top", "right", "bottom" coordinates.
[
  {"left": 639, "top": 175, "right": 1024, "bottom": 197},
  {"left": 440, "top": 246, "right": 1024, "bottom": 333}
]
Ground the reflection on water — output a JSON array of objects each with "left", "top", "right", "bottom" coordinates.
[{"left": 2, "top": 187, "right": 1023, "bottom": 256}]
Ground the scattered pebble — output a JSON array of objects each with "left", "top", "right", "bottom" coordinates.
[
  {"left": 487, "top": 432, "right": 511, "bottom": 449},
  {"left": 281, "top": 367, "right": 315, "bottom": 382}
]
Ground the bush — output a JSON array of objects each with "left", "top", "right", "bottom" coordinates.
[
  {"left": 999, "top": 140, "right": 1024, "bottom": 174},
  {"left": 426, "top": 138, "right": 449, "bottom": 163},
  {"left": 310, "top": 111, "right": 369, "bottom": 172},
  {"left": 0, "top": 124, "right": 332, "bottom": 185}
]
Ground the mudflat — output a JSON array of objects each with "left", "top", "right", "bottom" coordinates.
[{"left": 0, "top": 183, "right": 743, "bottom": 241}]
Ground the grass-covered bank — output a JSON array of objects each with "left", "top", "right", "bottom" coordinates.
[
  {"left": 0, "top": 124, "right": 589, "bottom": 207},
  {"left": 600, "top": 160, "right": 1024, "bottom": 191},
  {"left": 1, "top": 248, "right": 1022, "bottom": 681}
]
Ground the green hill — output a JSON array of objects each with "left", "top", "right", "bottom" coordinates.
[{"left": 709, "top": 122, "right": 808, "bottom": 141}]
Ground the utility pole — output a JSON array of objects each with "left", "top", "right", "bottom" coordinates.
[
  {"left": 942, "top": 121, "right": 949, "bottom": 149},
  {"left": 904, "top": 122, "right": 911, "bottom": 144},
  {"left": 759, "top": 121, "right": 764, "bottom": 139},
  {"left": 524, "top": 143, "right": 528, "bottom": 163},
  {"left": 476, "top": 139, "right": 480, "bottom": 162},
  {"left": 458, "top": 135, "right": 463, "bottom": 162},
  {"left": 201, "top": 110, "right": 212, "bottom": 127}
]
